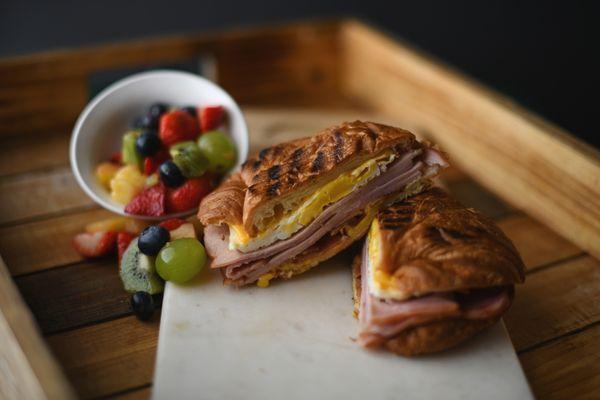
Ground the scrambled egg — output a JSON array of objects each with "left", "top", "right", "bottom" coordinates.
[
  {"left": 229, "top": 152, "right": 396, "bottom": 252},
  {"left": 367, "top": 218, "right": 412, "bottom": 300}
]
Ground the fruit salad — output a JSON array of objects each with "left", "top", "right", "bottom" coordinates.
[
  {"left": 95, "top": 103, "right": 237, "bottom": 217},
  {"left": 72, "top": 216, "right": 206, "bottom": 320}
]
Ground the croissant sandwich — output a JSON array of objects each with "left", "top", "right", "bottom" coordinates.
[
  {"left": 198, "top": 121, "right": 448, "bottom": 287},
  {"left": 353, "top": 188, "right": 525, "bottom": 356}
]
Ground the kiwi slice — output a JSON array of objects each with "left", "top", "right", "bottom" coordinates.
[
  {"left": 122, "top": 130, "right": 142, "bottom": 167},
  {"left": 119, "top": 238, "right": 164, "bottom": 294},
  {"left": 170, "top": 141, "right": 209, "bottom": 178}
]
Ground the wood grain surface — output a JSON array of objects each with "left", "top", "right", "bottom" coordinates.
[{"left": 0, "top": 19, "right": 598, "bottom": 400}]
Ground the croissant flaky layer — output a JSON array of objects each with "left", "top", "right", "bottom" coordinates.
[{"left": 371, "top": 187, "right": 525, "bottom": 297}]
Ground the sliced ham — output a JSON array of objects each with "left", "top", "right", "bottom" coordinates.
[
  {"left": 203, "top": 149, "right": 447, "bottom": 285},
  {"left": 357, "top": 244, "right": 512, "bottom": 347}
]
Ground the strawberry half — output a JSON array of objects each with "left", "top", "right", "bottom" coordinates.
[
  {"left": 200, "top": 105, "right": 224, "bottom": 132},
  {"left": 73, "top": 231, "right": 117, "bottom": 258},
  {"left": 166, "top": 177, "right": 212, "bottom": 214},
  {"left": 159, "top": 218, "right": 186, "bottom": 231},
  {"left": 159, "top": 110, "right": 198, "bottom": 146},
  {"left": 124, "top": 184, "right": 167, "bottom": 217},
  {"left": 117, "top": 232, "right": 136, "bottom": 261}
]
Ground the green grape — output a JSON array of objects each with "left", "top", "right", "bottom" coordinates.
[
  {"left": 122, "top": 130, "right": 142, "bottom": 167},
  {"left": 156, "top": 238, "right": 206, "bottom": 284},
  {"left": 197, "top": 131, "right": 237, "bottom": 173},
  {"left": 169, "top": 141, "right": 209, "bottom": 178}
]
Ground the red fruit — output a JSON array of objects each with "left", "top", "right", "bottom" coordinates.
[
  {"left": 73, "top": 231, "right": 117, "bottom": 258},
  {"left": 110, "top": 151, "right": 123, "bottom": 164},
  {"left": 166, "top": 177, "right": 212, "bottom": 214},
  {"left": 124, "top": 184, "right": 167, "bottom": 217},
  {"left": 200, "top": 105, "right": 224, "bottom": 132},
  {"left": 143, "top": 149, "right": 170, "bottom": 175},
  {"left": 159, "top": 110, "right": 198, "bottom": 146},
  {"left": 117, "top": 232, "right": 135, "bottom": 261},
  {"left": 159, "top": 218, "right": 186, "bottom": 231}
]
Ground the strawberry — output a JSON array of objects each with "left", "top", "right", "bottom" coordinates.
[
  {"left": 159, "top": 218, "right": 186, "bottom": 231},
  {"left": 159, "top": 110, "right": 198, "bottom": 146},
  {"left": 166, "top": 177, "right": 212, "bottom": 214},
  {"left": 73, "top": 231, "right": 117, "bottom": 258},
  {"left": 110, "top": 151, "right": 123, "bottom": 165},
  {"left": 117, "top": 232, "right": 135, "bottom": 261},
  {"left": 200, "top": 105, "right": 224, "bottom": 132},
  {"left": 124, "top": 184, "right": 167, "bottom": 217}
]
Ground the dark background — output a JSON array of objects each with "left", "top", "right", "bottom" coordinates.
[{"left": 1, "top": 0, "right": 598, "bottom": 147}]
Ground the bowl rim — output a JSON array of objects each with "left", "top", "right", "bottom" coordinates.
[{"left": 69, "top": 69, "right": 249, "bottom": 220}]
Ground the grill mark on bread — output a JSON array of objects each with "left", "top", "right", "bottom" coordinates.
[
  {"left": 267, "top": 165, "right": 281, "bottom": 180},
  {"left": 286, "top": 148, "right": 304, "bottom": 186},
  {"left": 252, "top": 160, "right": 261, "bottom": 171},
  {"left": 267, "top": 181, "right": 281, "bottom": 197},
  {"left": 311, "top": 151, "right": 325, "bottom": 173},
  {"left": 379, "top": 204, "right": 416, "bottom": 230},
  {"left": 290, "top": 148, "right": 303, "bottom": 172},
  {"left": 259, "top": 148, "right": 270, "bottom": 160}
]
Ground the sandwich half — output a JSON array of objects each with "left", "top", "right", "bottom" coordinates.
[
  {"left": 353, "top": 187, "right": 525, "bottom": 356},
  {"left": 198, "top": 121, "right": 448, "bottom": 287}
]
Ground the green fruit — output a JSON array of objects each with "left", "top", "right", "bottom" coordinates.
[
  {"left": 156, "top": 238, "right": 206, "bottom": 284},
  {"left": 197, "top": 131, "right": 237, "bottom": 173},
  {"left": 170, "top": 141, "right": 209, "bottom": 178},
  {"left": 120, "top": 238, "right": 164, "bottom": 294},
  {"left": 122, "top": 130, "right": 142, "bottom": 167}
]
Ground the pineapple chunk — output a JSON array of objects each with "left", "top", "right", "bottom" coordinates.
[
  {"left": 110, "top": 165, "right": 145, "bottom": 205},
  {"left": 85, "top": 216, "right": 149, "bottom": 234},
  {"left": 95, "top": 162, "right": 120, "bottom": 188}
]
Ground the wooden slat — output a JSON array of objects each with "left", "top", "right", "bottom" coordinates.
[
  {"left": 0, "top": 131, "right": 70, "bottom": 177},
  {"left": 519, "top": 323, "right": 600, "bottom": 400},
  {"left": 505, "top": 256, "right": 600, "bottom": 351},
  {"left": 105, "top": 386, "right": 151, "bottom": 400},
  {"left": 0, "top": 167, "right": 92, "bottom": 225},
  {"left": 47, "top": 316, "right": 158, "bottom": 399},
  {"left": 15, "top": 260, "right": 130, "bottom": 334},
  {"left": 497, "top": 215, "right": 582, "bottom": 272},
  {"left": 0, "top": 208, "right": 111, "bottom": 276},
  {"left": 341, "top": 20, "right": 600, "bottom": 260},
  {"left": 0, "top": 256, "right": 76, "bottom": 399}
]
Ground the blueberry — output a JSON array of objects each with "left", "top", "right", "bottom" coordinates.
[
  {"left": 149, "top": 103, "right": 169, "bottom": 119},
  {"left": 135, "top": 131, "right": 162, "bottom": 157},
  {"left": 182, "top": 106, "right": 197, "bottom": 117},
  {"left": 138, "top": 225, "right": 170, "bottom": 256},
  {"left": 130, "top": 291, "right": 154, "bottom": 321},
  {"left": 133, "top": 114, "right": 158, "bottom": 130},
  {"left": 159, "top": 160, "right": 186, "bottom": 188}
]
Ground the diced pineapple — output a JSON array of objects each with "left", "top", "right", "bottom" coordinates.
[
  {"left": 95, "top": 162, "right": 120, "bottom": 188},
  {"left": 109, "top": 165, "right": 145, "bottom": 205},
  {"left": 85, "top": 216, "right": 149, "bottom": 235}
]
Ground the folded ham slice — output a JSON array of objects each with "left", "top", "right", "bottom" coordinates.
[
  {"left": 204, "top": 149, "right": 447, "bottom": 286},
  {"left": 357, "top": 244, "right": 512, "bottom": 347}
]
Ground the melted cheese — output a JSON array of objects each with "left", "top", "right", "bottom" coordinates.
[
  {"left": 229, "top": 152, "right": 395, "bottom": 252},
  {"left": 366, "top": 218, "right": 412, "bottom": 300}
]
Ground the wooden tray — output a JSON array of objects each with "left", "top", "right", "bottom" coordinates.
[{"left": 0, "top": 19, "right": 598, "bottom": 400}]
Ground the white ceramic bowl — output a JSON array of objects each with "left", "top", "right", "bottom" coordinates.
[{"left": 70, "top": 70, "right": 248, "bottom": 220}]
